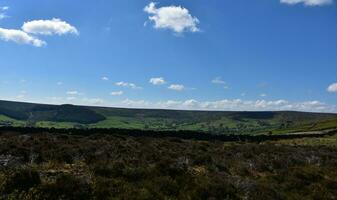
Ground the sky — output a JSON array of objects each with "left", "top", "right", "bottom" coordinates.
[{"left": 0, "top": 0, "right": 337, "bottom": 112}]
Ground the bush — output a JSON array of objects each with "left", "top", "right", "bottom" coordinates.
[{"left": 0, "top": 169, "right": 41, "bottom": 194}]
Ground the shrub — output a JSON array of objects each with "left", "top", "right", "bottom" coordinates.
[{"left": 0, "top": 169, "right": 41, "bottom": 194}]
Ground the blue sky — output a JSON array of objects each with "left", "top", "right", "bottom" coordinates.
[{"left": 0, "top": 0, "right": 337, "bottom": 112}]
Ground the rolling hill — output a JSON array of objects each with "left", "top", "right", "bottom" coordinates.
[{"left": 0, "top": 100, "right": 337, "bottom": 135}]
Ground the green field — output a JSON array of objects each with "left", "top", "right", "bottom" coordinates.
[
  {"left": 1, "top": 100, "right": 337, "bottom": 135},
  {"left": 0, "top": 115, "right": 25, "bottom": 127}
]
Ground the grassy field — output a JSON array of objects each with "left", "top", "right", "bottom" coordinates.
[
  {"left": 0, "top": 115, "right": 25, "bottom": 127},
  {"left": 35, "top": 121, "right": 79, "bottom": 129},
  {"left": 1, "top": 100, "right": 337, "bottom": 135}
]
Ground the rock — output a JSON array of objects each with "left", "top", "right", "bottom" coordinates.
[{"left": 0, "top": 154, "right": 24, "bottom": 167}]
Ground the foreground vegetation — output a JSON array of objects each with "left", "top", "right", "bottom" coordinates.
[{"left": 0, "top": 129, "right": 336, "bottom": 199}]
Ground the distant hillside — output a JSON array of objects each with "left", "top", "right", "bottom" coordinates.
[
  {"left": 0, "top": 100, "right": 105, "bottom": 124},
  {"left": 0, "top": 100, "right": 337, "bottom": 135}
]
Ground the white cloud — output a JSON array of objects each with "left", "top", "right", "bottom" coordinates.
[
  {"left": 101, "top": 76, "right": 109, "bottom": 81},
  {"left": 168, "top": 84, "right": 185, "bottom": 91},
  {"left": 67, "top": 97, "right": 76, "bottom": 101},
  {"left": 0, "top": 13, "right": 6, "bottom": 20},
  {"left": 44, "top": 96, "right": 104, "bottom": 106},
  {"left": 16, "top": 95, "right": 25, "bottom": 100},
  {"left": 327, "top": 83, "right": 337, "bottom": 93},
  {"left": 41, "top": 96, "right": 103, "bottom": 106},
  {"left": 212, "top": 77, "right": 230, "bottom": 89},
  {"left": 118, "top": 98, "right": 337, "bottom": 113},
  {"left": 260, "top": 93, "right": 267, "bottom": 97},
  {"left": 14, "top": 90, "right": 27, "bottom": 100},
  {"left": 122, "top": 99, "right": 150, "bottom": 107},
  {"left": 149, "top": 77, "right": 166, "bottom": 85},
  {"left": 280, "top": 0, "right": 333, "bottom": 6},
  {"left": 22, "top": 18, "right": 79, "bottom": 36},
  {"left": 82, "top": 98, "right": 104, "bottom": 105},
  {"left": 10, "top": 96, "right": 336, "bottom": 113},
  {"left": 115, "top": 81, "right": 142, "bottom": 89},
  {"left": 212, "top": 77, "right": 226, "bottom": 85},
  {"left": 182, "top": 99, "right": 199, "bottom": 107},
  {"left": 144, "top": 2, "right": 200, "bottom": 34},
  {"left": 0, "top": 6, "right": 9, "bottom": 20},
  {"left": 0, "top": 6, "right": 8, "bottom": 11},
  {"left": 111, "top": 91, "right": 123, "bottom": 96},
  {"left": 0, "top": 17, "right": 78, "bottom": 47},
  {"left": 45, "top": 96, "right": 64, "bottom": 103},
  {"left": 66, "top": 91, "right": 80, "bottom": 95},
  {"left": 0, "top": 28, "right": 46, "bottom": 47}
]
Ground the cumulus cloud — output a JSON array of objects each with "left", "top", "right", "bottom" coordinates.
[
  {"left": 67, "top": 97, "right": 76, "bottom": 101},
  {"left": 149, "top": 77, "right": 166, "bottom": 85},
  {"left": 212, "top": 77, "right": 226, "bottom": 85},
  {"left": 82, "top": 98, "right": 104, "bottom": 105},
  {"left": 16, "top": 94, "right": 25, "bottom": 100},
  {"left": 0, "top": 6, "right": 9, "bottom": 20},
  {"left": 212, "top": 77, "right": 230, "bottom": 89},
  {"left": 0, "top": 28, "right": 46, "bottom": 47},
  {"left": 0, "top": 6, "right": 8, "bottom": 11},
  {"left": 45, "top": 96, "right": 104, "bottom": 106},
  {"left": 111, "top": 91, "right": 123, "bottom": 96},
  {"left": 118, "top": 98, "right": 337, "bottom": 113},
  {"left": 22, "top": 18, "right": 78, "bottom": 36},
  {"left": 0, "top": 14, "right": 6, "bottom": 20},
  {"left": 12, "top": 96, "right": 337, "bottom": 113},
  {"left": 66, "top": 91, "right": 81, "bottom": 95},
  {"left": 144, "top": 2, "right": 200, "bottom": 34},
  {"left": 280, "top": 0, "right": 333, "bottom": 6},
  {"left": 13, "top": 90, "right": 27, "bottom": 100},
  {"left": 327, "top": 83, "right": 337, "bottom": 93},
  {"left": 101, "top": 76, "right": 109, "bottom": 81},
  {"left": 115, "top": 81, "right": 142, "bottom": 89},
  {"left": 122, "top": 99, "right": 150, "bottom": 108},
  {"left": 168, "top": 84, "right": 185, "bottom": 91},
  {"left": 0, "top": 17, "right": 77, "bottom": 47}
]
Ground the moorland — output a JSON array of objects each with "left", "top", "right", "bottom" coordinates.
[
  {"left": 0, "top": 127, "right": 336, "bottom": 200},
  {"left": 0, "top": 100, "right": 337, "bottom": 199}
]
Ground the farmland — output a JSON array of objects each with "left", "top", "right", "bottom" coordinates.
[{"left": 1, "top": 100, "right": 337, "bottom": 135}]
